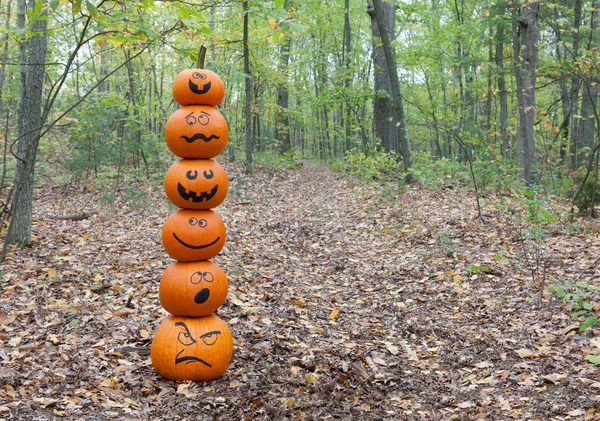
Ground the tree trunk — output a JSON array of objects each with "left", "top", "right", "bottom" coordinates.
[
  {"left": 3, "top": 0, "right": 48, "bottom": 250},
  {"left": 495, "top": 0, "right": 509, "bottom": 160},
  {"left": 243, "top": 0, "right": 253, "bottom": 174},
  {"left": 368, "top": 0, "right": 396, "bottom": 153},
  {"left": 512, "top": 1, "right": 539, "bottom": 185},
  {"left": 275, "top": 0, "right": 292, "bottom": 154},
  {"left": 368, "top": 0, "right": 414, "bottom": 182},
  {"left": 342, "top": 0, "right": 352, "bottom": 152}
]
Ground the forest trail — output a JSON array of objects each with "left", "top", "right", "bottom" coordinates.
[{"left": 1, "top": 161, "right": 599, "bottom": 420}]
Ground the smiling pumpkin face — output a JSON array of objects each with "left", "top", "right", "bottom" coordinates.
[
  {"left": 164, "top": 159, "right": 228, "bottom": 209},
  {"left": 159, "top": 261, "right": 228, "bottom": 317},
  {"left": 172, "top": 69, "right": 225, "bottom": 106},
  {"left": 165, "top": 105, "right": 229, "bottom": 159},
  {"left": 150, "top": 315, "right": 233, "bottom": 381},
  {"left": 162, "top": 209, "right": 226, "bottom": 262}
]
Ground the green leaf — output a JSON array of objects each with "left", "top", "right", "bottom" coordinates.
[
  {"left": 49, "top": 0, "right": 60, "bottom": 10},
  {"left": 71, "top": 318, "right": 80, "bottom": 327},
  {"left": 582, "top": 301, "right": 594, "bottom": 311},
  {"left": 274, "top": 0, "right": 285, "bottom": 8},
  {"left": 579, "top": 316, "right": 597, "bottom": 332},
  {"left": 85, "top": 0, "right": 98, "bottom": 17},
  {"left": 585, "top": 354, "right": 600, "bottom": 364},
  {"left": 72, "top": 0, "right": 81, "bottom": 16}
]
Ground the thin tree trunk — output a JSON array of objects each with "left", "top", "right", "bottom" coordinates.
[
  {"left": 495, "top": 0, "right": 509, "bottom": 160},
  {"left": 243, "top": 0, "right": 253, "bottom": 174}
]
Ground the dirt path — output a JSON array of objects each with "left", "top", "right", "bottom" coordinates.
[{"left": 1, "top": 161, "right": 599, "bottom": 420}]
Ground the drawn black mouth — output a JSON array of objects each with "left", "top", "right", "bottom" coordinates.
[
  {"left": 189, "top": 80, "right": 212, "bottom": 94},
  {"left": 172, "top": 233, "right": 221, "bottom": 250},
  {"left": 180, "top": 133, "right": 220, "bottom": 143},
  {"left": 175, "top": 349, "right": 212, "bottom": 367},
  {"left": 177, "top": 183, "right": 218, "bottom": 203},
  {"left": 194, "top": 288, "right": 210, "bottom": 304}
]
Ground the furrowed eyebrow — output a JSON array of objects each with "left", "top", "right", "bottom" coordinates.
[{"left": 200, "top": 330, "right": 221, "bottom": 338}]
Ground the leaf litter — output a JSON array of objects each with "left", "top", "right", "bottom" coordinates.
[{"left": 0, "top": 161, "right": 599, "bottom": 420}]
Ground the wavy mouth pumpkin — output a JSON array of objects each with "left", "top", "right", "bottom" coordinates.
[
  {"left": 159, "top": 261, "right": 228, "bottom": 317},
  {"left": 172, "top": 69, "right": 225, "bottom": 107},
  {"left": 151, "top": 315, "right": 233, "bottom": 381},
  {"left": 165, "top": 105, "right": 229, "bottom": 159},
  {"left": 164, "top": 159, "right": 228, "bottom": 209},
  {"left": 162, "top": 209, "right": 226, "bottom": 262}
]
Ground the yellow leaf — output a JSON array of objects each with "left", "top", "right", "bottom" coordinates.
[
  {"left": 284, "top": 398, "right": 295, "bottom": 407},
  {"left": 305, "top": 373, "right": 317, "bottom": 384},
  {"left": 48, "top": 268, "right": 57, "bottom": 279},
  {"left": 453, "top": 275, "right": 463, "bottom": 283},
  {"left": 268, "top": 18, "right": 278, "bottom": 30},
  {"left": 124, "top": 398, "right": 139, "bottom": 407},
  {"left": 329, "top": 308, "right": 339, "bottom": 320},
  {"left": 94, "top": 273, "right": 103, "bottom": 282}
]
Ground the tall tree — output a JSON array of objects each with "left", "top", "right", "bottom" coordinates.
[
  {"left": 512, "top": 0, "right": 539, "bottom": 184},
  {"left": 243, "top": 0, "right": 253, "bottom": 174},
  {"left": 275, "top": 0, "right": 292, "bottom": 154},
  {"left": 494, "top": 0, "right": 510, "bottom": 159},
  {"left": 368, "top": 0, "right": 414, "bottom": 181},
  {"left": 4, "top": 0, "right": 48, "bottom": 249}
]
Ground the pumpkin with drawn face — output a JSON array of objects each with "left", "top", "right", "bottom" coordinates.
[
  {"left": 151, "top": 315, "right": 233, "bottom": 381},
  {"left": 165, "top": 105, "right": 228, "bottom": 159},
  {"left": 162, "top": 209, "right": 226, "bottom": 262},
  {"left": 164, "top": 159, "right": 228, "bottom": 209},
  {"left": 172, "top": 69, "right": 225, "bottom": 106},
  {"left": 159, "top": 261, "right": 228, "bottom": 317}
]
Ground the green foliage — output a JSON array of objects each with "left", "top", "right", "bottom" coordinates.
[
  {"left": 254, "top": 149, "right": 302, "bottom": 172},
  {"left": 573, "top": 177, "right": 600, "bottom": 216},
  {"left": 549, "top": 280, "right": 600, "bottom": 332},
  {"left": 332, "top": 150, "right": 403, "bottom": 181}
]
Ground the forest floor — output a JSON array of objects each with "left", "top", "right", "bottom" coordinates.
[{"left": 1, "top": 160, "right": 600, "bottom": 420}]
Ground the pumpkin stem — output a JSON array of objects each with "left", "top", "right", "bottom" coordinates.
[{"left": 196, "top": 45, "right": 207, "bottom": 69}]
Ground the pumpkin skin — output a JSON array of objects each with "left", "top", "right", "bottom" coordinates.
[
  {"left": 164, "top": 159, "right": 228, "bottom": 209},
  {"left": 162, "top": 209, "right": 226, "bottom": 262},
  {"left": 151, "top": 315, "right": 233, "bottom": 381},
  {"left": 159, "top": 261, "right": 228, "bottom": 317},
  {"left": 172, "top": 69, "right": 225, "bottom": 106},
  {"left": 165, "top": 105, "right": 229, "bottom": 159}
]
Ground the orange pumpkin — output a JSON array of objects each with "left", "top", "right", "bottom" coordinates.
[
  {"left": 151, "top": 315, "right": 233, "bottom": 381},
  {"left": 172, "top": 69, "right": 225, "bottom": 106},
  {"left": 162, "top": 209, "right": 226, "bottom": 262},
  {"left": 159, "top": 261, "right": 228, "bottom": 317},
  {"left": 164, "top": 159, "right": 228, "bottom": 209},
  {"left": 165, "top": 105, "right": 229, "bottom": 159}
]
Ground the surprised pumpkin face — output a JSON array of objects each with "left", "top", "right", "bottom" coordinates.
[
  {"left": 159, "top": 261, "right": 228, "bottom": 317},
  {"left": 150, "top": 315, "right": 233, "bottom": 381},
  {"left": 165, "top": 105, "right": 229, "bottom": 159},
  {"left": 164, "top": 159, "right": 228, "bottom": 209},
  {"left": 162, "top": 209, "right": 226, "bottom": 262}
]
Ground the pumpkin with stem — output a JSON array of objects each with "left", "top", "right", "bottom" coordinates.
[
  {"left": 162, "top": 209, "right": 226, "bottom": 262},
  {"left": 159, "top": 261, "right": 228, "bottom": 317},
  {"left": 151, "top": 314, "right": 233, "bottom": 381},
  {"left": 172, "top": 69, "right": 225, "bottom": 106},
  {"left": 165, "top": 105, "right": 228, "bottom": 159}
]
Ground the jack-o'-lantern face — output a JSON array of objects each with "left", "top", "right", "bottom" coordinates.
[
  {"left": 172, "top": 69, "right": 225, "bottom": 106},
  {"left": 150, "top": 315, "right": 233, "bottom": 381},
  {"left": 162, "top": 209, "right": 226, "bottom": 262},
  {"left": 159, "top": 261, "right": 228, "bottom": 317},
  {"left": 165, "top": 105, "right": 229, "bottom": 159},
  {"left": 164, "top": 159, "right": 228, "bottom": 209}
]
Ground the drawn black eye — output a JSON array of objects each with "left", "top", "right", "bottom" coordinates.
[
  {"left": 189, "top": 217, "right": 198, "bottom": 226},
  {"left": 197, "top": 219, "right": 208, "bottom": 228},
  {"left": 190, "top": 271, "right": 203, "bottom": 285},
  {"left": 203, "top": 170, "right": 214, "bottom": 179},
  {"left": 192, "top": 72, "right": 201, "bottom": 79},
  {"left": 175, "top": 322, "right": 197, "bottom": 346},
  {"left": 186, "top": 170, "right": 199, "bottom": 180},
  {"left": 200, "top": 330, "right": 220, "bottom": 346},
  {"left": 203, "top": 272, "right": 214, "bottom": 282},
  {"left": 197, "top": 112, "right": 210, "bottom": 125},
  {"left": 185, "top": 112, "right": 197, "bottom": 125},
  {"left": 199, "top": 73, "right": 207, "bottom": 80}
]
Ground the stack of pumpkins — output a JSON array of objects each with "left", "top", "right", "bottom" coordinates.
[{"left": 150, "top": 67, "right": 233, "bottom": 382}]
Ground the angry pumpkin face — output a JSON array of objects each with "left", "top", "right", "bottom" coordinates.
[
  {"left": 161, "top": 209, "right": 226, "bottom": 262},
  {"left": 172, "top": 69, "right": 225, "bottom": 107},
  {"left": 150, "top": 315, "right": 233, "bottom": 381},
  {"left": 164, "top": 159, "right": 228, "bottom": 209},
  {"left": 165, "top": 105, "right": 229, "bottom": 159},
  {"left": 159, "top": 261, "right": 228, "bottom": 317}
]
